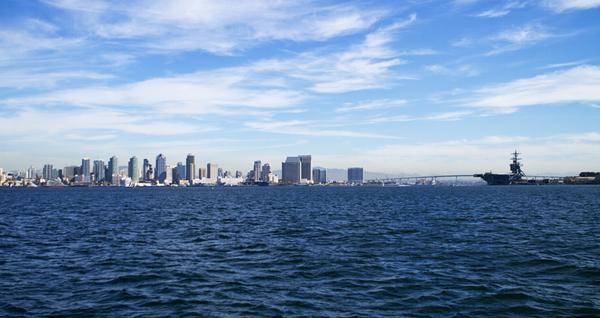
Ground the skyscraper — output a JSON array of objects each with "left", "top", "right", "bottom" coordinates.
[
  {"left": 207, "top": 163, "right": 218, "bottom": 180},
  {"left": 165, "top": 165, "right": 173, "bottom": 185},
  {"left": 261, "top": 163, "right": 271, "bottom": 182},
  {"left": 128, "top": 156, "right": 140, "bottom": 182},
  {"left": 347, "top": 167, "right": 364, "bottom": 184},
  {"left": 174, "top": 162, "right": 186, "bottom": 183},
  {"left": 282, "top": 156, "right": 301, "bottom": 184},
  {"left": 198, "top": 167, "right": 206, "bottom": 179},
  {"left": 186, "top": 154, "right": 195, "bottom": 182},
  {"left": 299, "top": 155, "right": 312, "bottom": 181},
  {"left": 155, "top": 154, "right": 167, "bottom": 183},
  {"left": 143, "top": 159, "right": 151, "bottom": 181},
  {"left": 81, "top": 158, "right": 91, "bottom": 181},
  {"left": 108, "top": 156, "right": 118, "bottom": 182},
  {"left": 253, "top": 160, "right": 262, "bottom": 181},
  {"left": 42, "top": 164, "right": 53, "bottom": 180},
  {"left": 312, "top": 168, "right": 327, "bottom": 184},
  {"left": 93, "top": 160, "right": 105, "bottom": 182}
]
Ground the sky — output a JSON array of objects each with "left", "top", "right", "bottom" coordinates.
[{"left": 1, "top": 0, "right": 600, "bottom": 175}]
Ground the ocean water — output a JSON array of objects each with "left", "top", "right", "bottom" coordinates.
[{"left": 1, "top": 186, "right": 599, "bottom": 317}]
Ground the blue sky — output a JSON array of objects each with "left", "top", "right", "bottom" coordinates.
[{"left": 1, "top": 0, "right": 600, "bottom": 175}]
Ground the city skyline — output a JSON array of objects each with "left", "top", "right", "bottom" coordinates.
[{"left": 1, "top": 1, "right": 600, "bottom": 175}]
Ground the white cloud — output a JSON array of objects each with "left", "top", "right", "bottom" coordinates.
[
  {"left": 44, "top": 0, "right": 386, "bottom": 55},
  {"left": 425, "top": 64, "right": 479, "bottom": 77},
  {"left": 469, "top": 65, "right": 600, "bottom": 109},
  {"left": 538, "top": 60, "right": 589, "bottom": 70},
  {"left": 2, "top": 67, "right": 305, "bottom": 114},
  {"left": 0, "top": 70, "right": 113, "bottom": 89},
  {"left": 336, "top": 99, "right": 407, "bottom": 112},
  {"left": 475, "top": 1, "right": 527, "bottom": 18},
  {"left": 494, "top": 24, "right": 552, "bottom": 44},
  {"left": 543, "top": 0, "right": 600, "bottom": 12},
  {"left": 0, "top": 108, "right": 217, "bottom": 138},
  {"left": 317, "top": 132, "right": 600, "bottom": 175},
  {"left": 368, "top": 111, "right": 474, "bottom": 123},
  {"left": 244, "top": 120, "right": 400, "bottom": 139}
]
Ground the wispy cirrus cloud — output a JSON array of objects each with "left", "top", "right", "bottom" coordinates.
[
  {"left": 487, "top": 24, "right": 555, "bottom": 55},
  {"left": 244, "top": 120, "right": 401, "bottom": 139},
  {"left": 475, "top": 1, "right": 527, "bottom": 18},
  {"left": 543, "top": 0, "right": 600, "bottom": 12},
  {"left": 468, "top": 65, "right": 600, "bottom": 109},
  {"left": 336, "top": 99, "right": 407, "bottom": 112},
  {"left": 425, "top": 64, "right": 479, "bottom": 77},
  {"left": 367, "top": 111, "right": 474, "bottom": 124},
  {"left": 44, "top": 0, "right": 386, "bottom": 55}
]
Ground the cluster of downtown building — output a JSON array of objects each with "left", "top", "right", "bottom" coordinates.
[{"left": 0, "top": 154, "right": 365, "bottom": 187}]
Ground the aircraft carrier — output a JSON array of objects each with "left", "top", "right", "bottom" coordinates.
[{"left": 475, "top": 151, "right": 538, "bottom": 185}]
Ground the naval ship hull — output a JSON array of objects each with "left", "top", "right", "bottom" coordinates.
[{"left": 474, "top": 173, "right": 511, "bottom": 185}]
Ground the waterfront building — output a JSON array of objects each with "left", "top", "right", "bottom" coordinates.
[
  {"left": 42, "top": 164, "right": 53, "bottom": 180},
  {"left": 198, "top": 167, "right": 207, "bottom": 179},
  {"left": 92, "top": 160, "right": 105, "bottom": 182},
  {"left": 27, "top": 166, "right": 35, "bottom": 179},
  {"left": 108, "top": 156, "right": 118, "bottom": 183},
  {"left": 299, "top": 155, "right": 312, "bottom": 181},
  {"left": 207, "top": 163, "right": 218, "bottom": 180},
  {"left": 312, "top": 168, "right": 327, "bottom": 184},
  {"left": 81, "top": 158, "right": 91, "bottom": 182},
  {"left": 253, "top": 160, "right": 262, "bottom": 181},
  {"left": 261, "top": 163, "right": 271, "bottom": 182},
  {"left": 155, "top": 154, "right": 167, "bottom": 183},
  {"left": 165, "top": 165, "right": 173, "bottom": 185},
  {"left": 282, "top": 156, "right": 301, "bottom": 184},
  {"left": 174, "top": 162, "right": 186, "bottom": 183},
  {"left": 235, "top": 170, "right": 243, "bottom": 178},
  {"left": 63, "top": 166, "right": 78, "bottom": 180},
  {"left": 128, "top": 156, "right": 140, "bottom": 183},
  {"left": 186, "top": 154, "right": 195, "bottom": 182},
  {"left": 347, "top": 167, "right": 364, "bottom": 184},
  {"left": 218, "top": 168, "right": 224, "bottom": 178},
  {"left": 142, "top": 159, "right": 151, "bottom": 181}
]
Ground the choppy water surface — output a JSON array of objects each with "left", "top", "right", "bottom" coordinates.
[{"left": 1, "top": 186, "right": 599, "bottom": 317}]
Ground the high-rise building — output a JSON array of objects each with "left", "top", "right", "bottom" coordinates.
[
  {"left": 186, "top": 154, "right": 195, "bottom": 182},
  {"left": 27, "top": 166, "right": 35, "bottom": 179},
  {"left": 108, "top": 156, "right": 119, "bottom": 182},
  {"left": 347, "top": 167, "right": 364, "bottom": 184},
  {"left": 207, "top": 163, "right": 218, "bottom": 179},
  {"left": 63, "top": 166, "right": 78, "bottom": 180},
  {"left": 198, "top": 167, "right": 207, "bottom": 179},
  {"left": 81, "top": 158, "right": 91, "bottom": 181},
  {"left": 93, "top": 160, "right": 105, "bottom": 182},
  {"left": 261, "top": 163, "right": 271, "bottom": 182},
  {"left": 142, "top": 159, "right": 151, "bottom": 181},
  {"left": 128, "top": 156, "right": 140, "bottom": 182},
  {"left": 282, "top": 156, "right": 301, "bottom": 184},
  {"left": 299, "top": 155, "right": 312, "bottom": 181},
  {"left": 253, "top": 160, "right": 262, "bottom": 181},
  {"left": 218, "top": 168, "right": 223, "bottom": 178},
  {"left": 42, "top": 164, "right": 53, "bottom": 180},
  {"left": 174, "top": 162, "right": 186, "bottom": 183},
  {"left": 312, "top": 168, "right": 327, "bottom": 184},
  {"left": 165, "top": 165, "right": 173, "bottom": 185},
  {"left": 155, "top": 154, "right": 167, "bottom": 183}
]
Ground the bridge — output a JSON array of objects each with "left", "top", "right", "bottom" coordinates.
[
  {"left": 365, "top": 174, "right": 475, "bottom": 185},
  {"left": 365, "top": 174, "right": 565, "bottom": 185}
]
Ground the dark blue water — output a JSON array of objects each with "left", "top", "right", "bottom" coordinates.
[{"left": 1, "top": 186, "right": 599, "bottom": 317}]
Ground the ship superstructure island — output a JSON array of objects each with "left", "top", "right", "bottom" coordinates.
[{"left": 475, "top": 151, "right": 527, "bottom": 185}]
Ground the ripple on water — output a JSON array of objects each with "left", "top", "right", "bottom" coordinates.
[{"left": 1, "top": 186, "right": 599, "bottom": 317}]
